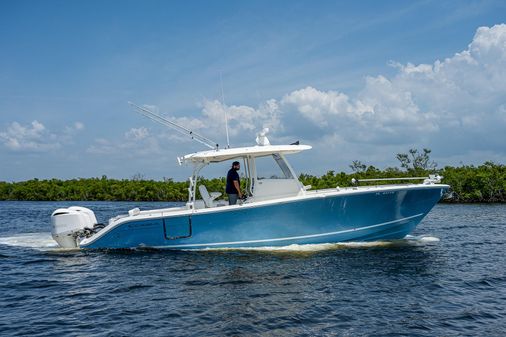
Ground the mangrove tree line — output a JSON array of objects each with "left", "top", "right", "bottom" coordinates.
[{"left": 0, "top": 149, "right": 504, "bottom": 203}]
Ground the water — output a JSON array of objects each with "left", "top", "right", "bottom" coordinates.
[{"left": 0, "top": 201, "right": 505, "bottom": 336}]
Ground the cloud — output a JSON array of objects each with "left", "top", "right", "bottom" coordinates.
[
  {"left": 125, "top": 127, "right": 149, "bottom": 141},
  {"left": 63, "top": 121, "right": 85, "bottom": 140},
  {"left": 0, "top": 120, "right": 85, "bottom": 152},
  {"left": 142, "top": 99, "right": 283, "bottom": 147},
  {"left": 74, "top": 122, "right": 85, "bottom": 130},
  {"left": 87, "top": 127, "right": 161, "bottom": 156},
  {"left": 385, "top": 24, "right": 506, "bottom": 154},
  {"left": 247, "top": 24, "right": 506, "bottom": 156},
  {"left": 202, "top": 99, "right": 282, "bottom": 136},
  {"left": 269, "top": 79, "right": 438, "bottom": 145},
  {"left": 88, "top": 24, "right": 506, "bottom": 168},
  {"left": 227, "top": 24, "right": 505, "bottom": 164},
  {"left": 0, "top": 120, "right": 59, "bottom": 151},
  {"left": 281, "top": 87, "right": 356, "bottom": 126}
]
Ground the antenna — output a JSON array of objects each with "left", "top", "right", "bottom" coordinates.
[
  {"left": 128, "top": 101, "right": 219, "bottom": 150},
  {"left": 220, "top": 72, "right": 230, "bottom": 148}
]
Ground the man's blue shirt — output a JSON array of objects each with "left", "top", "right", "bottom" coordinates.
[{"left": 226, "top": 168, "right": 240, "bottom": 194}]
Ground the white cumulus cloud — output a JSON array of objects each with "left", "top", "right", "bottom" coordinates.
[
  {"left": 281, "top": 87, "right": 356, "bottom": 126},
  {"left": 198, "top": 99, "right": 282, "bottom": 136},
  {"left": 265, "top": 24, "right": 506, "bottom": 158},
  {"left": 0, "top": 120, "right": 86, "bottom": 152},
  {"left": 87, "top": 127, "right": 161, "bottom": 156},
  {"left": 88, "top": 24, "right": 506, "bottom": 168},
  {"left": 125, "top": 127, "right": 149, "bottom": 141},
  {"left": 0, "top": 120, "right": 60, "bottom": 151},
  {"left": 149, "top": 99, "right": 283, "bottom": 146}
]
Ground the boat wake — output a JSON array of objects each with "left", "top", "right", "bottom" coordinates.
[
  {"left": 0, "top": 233, "right": 59, "bottom": 251},
  {"left": 198, "top": 235, "right": 440, "bottom": 253},
  {"left": 0, "top": 233, "right": 439, "bottom": 253}
]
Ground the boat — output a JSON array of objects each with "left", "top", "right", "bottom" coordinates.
[{"left": 50, "top": 105, "right": 449, "bottom": 250}]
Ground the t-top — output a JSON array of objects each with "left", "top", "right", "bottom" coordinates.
[{"left": 226, "top": 168, "right": 240, "bottom": 194}]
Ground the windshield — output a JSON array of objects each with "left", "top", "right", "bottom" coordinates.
[{"left": 255, "top": 154, "right": 294, "bottom": 179}]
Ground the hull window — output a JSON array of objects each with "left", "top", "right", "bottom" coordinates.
[{"left": 164, "top": 217, "right": 192, "bottom": 240}]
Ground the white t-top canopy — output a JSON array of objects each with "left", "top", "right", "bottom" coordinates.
[{"left": 181, "top": 144, "right": 312, "bottom": 164}]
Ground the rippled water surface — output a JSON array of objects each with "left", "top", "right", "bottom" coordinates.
[{"left": 0, "top": 201, "right": 505, "bottom": 336}]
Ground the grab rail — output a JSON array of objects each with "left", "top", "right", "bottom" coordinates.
[{"left": 352, "top": 175, "right": 442, "bottom": 185}]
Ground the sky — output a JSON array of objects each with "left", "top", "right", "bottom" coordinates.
[{"left": 1, "top": 0, "right": 505, "bottom": 181}]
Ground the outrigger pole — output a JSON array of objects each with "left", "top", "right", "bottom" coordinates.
[
  {"left": 220, "top": 72, "right": 231, "bottom": 149},
  {"left": 128, "top": 101, "right": 219, "bottom": 150}
]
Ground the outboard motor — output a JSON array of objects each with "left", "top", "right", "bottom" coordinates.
[{"left": 51, "top": 206, "right": 98, "bottom": 248}]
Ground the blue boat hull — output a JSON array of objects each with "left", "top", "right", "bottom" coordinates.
[{"left": 81, "top": 186, "right": 447, "bottom": 249}]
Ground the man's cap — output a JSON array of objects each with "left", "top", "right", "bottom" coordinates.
[{"left": 232, "top": 161, "right": 240, "bottom": 166}]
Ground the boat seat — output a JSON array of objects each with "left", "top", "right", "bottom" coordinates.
[{"left": 198, "top": 185, "right": 222, "bottom": 208}]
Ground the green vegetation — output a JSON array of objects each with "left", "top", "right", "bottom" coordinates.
[
  {"left": 440, "top": 162, "right": 505, "bottom": 203},
  {"left": 299, "top": 149, "right": 505, "bottom": 203},
  {"left": 0, "top": 150, "right": 504, "bottom": 203},
  {"left": 298, "top": 162, "right": 505, "bottom": 203}
]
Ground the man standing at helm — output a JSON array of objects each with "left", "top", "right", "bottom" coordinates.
[{"left": 226, "top": 161, "right": 242, "bottom": 205}]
